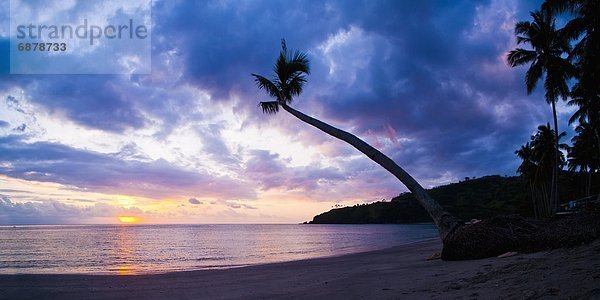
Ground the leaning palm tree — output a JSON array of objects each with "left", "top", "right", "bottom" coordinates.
[
  {"left": 507, "top": 8, "right": 575, "bottom": 214},
  {"left": 253, "top": 39, "right": 600, "bottom": 261},
  {"left": 251, "top": 39, "right": 460, "bottom": 242}
]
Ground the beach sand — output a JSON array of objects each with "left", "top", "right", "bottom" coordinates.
[{"left": 1, "top": 239, "right": 599, "bottom": 299}]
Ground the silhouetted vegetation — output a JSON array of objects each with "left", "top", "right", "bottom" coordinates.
[
  {"left": 516, "top": 124, "right": 568, "bottom": 218},
  {"left": 510, "top": 0, "right": 599, "bottom": 215},
  {"left": 310, "top": 174, "right": 599, "bottom": 224}
]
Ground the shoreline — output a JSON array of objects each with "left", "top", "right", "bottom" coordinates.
[
  {"left": 0, "top": 237, "right": 441, "bottom": 277},
  {"left": 1, "top": 239, "right": 599, "bottom": 299}
]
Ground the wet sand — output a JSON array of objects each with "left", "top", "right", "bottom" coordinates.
[{"left": 1, "top": 239, "right": 599, "bottom": 299}]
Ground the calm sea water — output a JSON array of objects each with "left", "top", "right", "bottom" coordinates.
[{"left": 0, "top": 224, "right": 437, "bottom": 275}]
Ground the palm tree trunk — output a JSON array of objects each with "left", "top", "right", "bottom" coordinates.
[
  {"left": 280, "top": 102, "right": 460, "bottom": 241},
  {"left": 529, "top": 182, "right": 538, "bottom": 219},
  {"left": 587, "top": 171, "right": 592, "bottom": 197},
  {"left": 550, "top": 101, "right": 560, "bottom": 215},
  {"left": 542, "top": 184, "right": 552, "bottom": 218},
  {"left": 593, "top": 123, "right": 600, "bottom": 201},
  {"left": 536, "top": 173, "right": 549, "bottom": 218}
]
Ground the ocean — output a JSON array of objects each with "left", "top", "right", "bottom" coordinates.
[{"left": 0, "top": 224, "right": 437, "bottom": 275}]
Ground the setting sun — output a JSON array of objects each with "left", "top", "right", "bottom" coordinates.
[{"left": 117, "top": 216, "right": 140, "bottom": 224}]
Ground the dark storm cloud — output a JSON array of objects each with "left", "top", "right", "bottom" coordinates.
[
  {"left": 0, "top": 0, "right": 554, "bottom": 196},
  {"left": 28, "top": 77, "right": 147, "bottom": 132},
  {"left": 152, "top": 0, "right": 342, "bottom": 101},
  {"left": 152, "top": 0, "right": 552, "bottom": 185},
  {"left": 280, "top": 0, "right": 548, "bottom": 180}
]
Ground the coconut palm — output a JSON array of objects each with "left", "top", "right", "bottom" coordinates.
[
  {"left": 530, "top": 123, "right": 568, "bottom": 208},
  {"left": 251, "top": 40, "right": 460, "bottom": 241},
  {"left": 531, "top": 124, "right": 567, "bottom": 169},
  {"left": 516, "top": 142, "right": 537, "bottom": 178},
  {"left": 569, "top": 83, "right": 600, "bottom": 171},
  {"left": 542, "top": 0, "right": 599, "bottom": 61},
  {"left": 507, "top": 8, "right": 575, "bottom": 214},
  {"left": 516, "top": 142, "right": 543, "bottom": 218},
  {"left": 544, "top": 0, "right": 600, "bottom": 199},
  {"left": 516, "top": 124, "right": 567, "bottom": 218},
  {"left": 568, "top": 121, "right": 599, "bottom": 196}
]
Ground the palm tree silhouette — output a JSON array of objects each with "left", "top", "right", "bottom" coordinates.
[
  {"left": 568, "top": 121, "right": 599, "bottom": 196},
  {"left": 251, "top": 39, "right": 460, "bottom": 241},
  {"left": 543, "top": 0, "right": 599, "bottom": 66},
  {"left": 516, "top": 124, "right": 567, "bottom": 218},
  {"left": 516, "top": 142, "right": 543, "bottom": 218},
  {"left": 544, "top": 0, "right": 600, "bottom": 200},
  {"left": 569, "top": 85, "right": 600, "bottom": 181},
  {"left": 531, "top": 124, "right": 568, "bottom": 217},
  {"left": 507, "top": 8, "right": 575, "bottom": 214}
]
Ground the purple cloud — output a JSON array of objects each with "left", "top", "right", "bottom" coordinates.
[
  {"left": 188, "top": 198, "right": 202, "bottom": 205},
  {"left": 0, "top": 0, "right": 562, "bottom": 208},
  {"left": 0, "top": 135, "right": 255, "bottom": 200},
  {"left": 0, "top": 194, "right": 144, "bottom": 225},
  {"left": 245, "top": 150, "right": 346, "bottom": 191}
]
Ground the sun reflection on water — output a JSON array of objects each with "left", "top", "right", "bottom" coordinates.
[
  {"left": 117, "top": 264, "right": 135, "bottom": 275},
  {"left": 115, "top": 226, "right": 137, "bottom": 275}
]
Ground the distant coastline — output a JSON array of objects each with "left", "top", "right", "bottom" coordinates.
[{"left": 309, "top": 173, "right": 599, "bottom": 224}]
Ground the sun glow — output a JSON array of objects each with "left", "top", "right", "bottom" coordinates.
[{"left": 117, "top": 216, "right": 140, "bottom": 223}]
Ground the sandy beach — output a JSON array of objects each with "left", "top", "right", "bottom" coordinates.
[{"left": 1, "top": 239, "right": 599, "bottom": 300}]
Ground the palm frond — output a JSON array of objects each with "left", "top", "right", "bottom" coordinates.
[
  {"left": 507, "top": 49, "right": 536, "bottom": 67},
  {"left": 288, "top": 51, "right": 311, "bottom": 75},
  {"left": 568, "top": 107, "right": 585, "bottom": 125},
  {"left": 516, "top": 36, "right": 531, "bottom": 44},
  {"left": 515, "top": 21, "right": 532, "bottom": 36},
  {"left": 259, "top": 101, "right": 279, "bottom": 114},
  {"left": 274, "top": 52, "right": 289, "bottom": 85},
  {"left": 280, "top": 39, "right": 287, "bottom": 55},
  {"left": 561, "top": 17, "right": 586, "bottom": 43},
  {"left": 568, "top": 112, "right": 580, "bottom": 125},
  {"left": 525, "top": 60, "right": 543, "bottom": 94},
  {"left": 542, "top": 0, "right": 579, "bottom": 14},
  {"left": 251, "top": 74, "right": 280, "bottom": 100},
  {"left": 286, "top": 74, "right": 307, "bottom": 99}
]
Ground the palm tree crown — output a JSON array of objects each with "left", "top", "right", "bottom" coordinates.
[
  {"left": 530, "top": 123, "right": 568, "bottom": 169},
  {"left": 507, "top": 9, "right": 573, "bottom": 101},
  {"left": 568, "top": 121, "right": 599, "bottom": 172},
  {"left": 516, "top": 123, "right": 567, "bottom": 218},
  {"left": 251, "top": 39, "right": 310, "bottom": 114}
]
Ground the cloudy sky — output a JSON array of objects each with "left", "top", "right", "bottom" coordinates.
[{"left": 1, "top": 0, "right": 575, "bottom": 225}]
